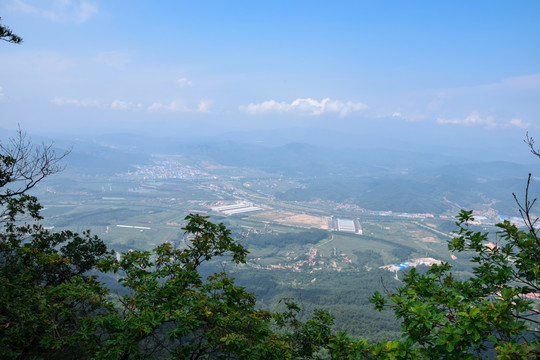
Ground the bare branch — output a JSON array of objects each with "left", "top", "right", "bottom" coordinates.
[
  {"left": 512, "top": 173, "right": 540, "bottom": 248},
  {"left": 0, "top": 127, "right": 71, "bottom": 220},
  {"left": 524, "top": 132, "right": 540, "bottom": 159}
]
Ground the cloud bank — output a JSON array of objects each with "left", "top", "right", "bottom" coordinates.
[
  {"left": 147, "top": 99, "right": 210, "bottom": 113},
  {"left": 111, "top": 100, "right": 142, "bottom": 111},
  {"left": 51, "top": 96, "right": 99, "bottom": 107},
  {"left": 240, "top": 98, "right": 367, "bottom": 116},
  {"left": 437, "top": 112, "right": 533, "bottom": 129},
  {"left": 507, "top": 118, "right": 532, "bottom": 129},
  {"left": 50, "top": 96, "right": 210, "bottom": 113}
]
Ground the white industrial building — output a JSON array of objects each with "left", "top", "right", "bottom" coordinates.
[{"left": 211, "top": 202, "right": 262, "bottom": 215}]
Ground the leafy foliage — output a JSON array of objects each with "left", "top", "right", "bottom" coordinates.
[
  {"left": 86, "top": 214, "right": 333, "bottom": 359},
  {"left": 0, "top": 17, "right": 22, "bottom": 44},
  {"left": 0, "top": 133, "right": 330, "bottom": 359},
  {"left": 0, "top": 227, "right": 110, "bottom": 359},
  {"left": 0, "top": 134, "right": 109, "bottom": 359},
  {"left": 1, "top": 194, "right": 334, "bottom": 359},
  {"left": 2, "top": 129, "right": 540, "bottom": 359},
  {"left": 364, "top": 203, "right": 540, "bottom": 358}
]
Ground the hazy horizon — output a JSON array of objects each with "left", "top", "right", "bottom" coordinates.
[{"left": 1, "top": 1, "right": 539, "bottom": 162}]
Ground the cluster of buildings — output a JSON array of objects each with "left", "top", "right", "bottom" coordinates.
[
  {"left": 246, "top": 247, "right": 355, "bottom": 273},
  {"left": 128, "top": 161, "right": 207, "bottom": 180},
  {"left": 334, "top": 203, "right": 365, "bottom": 211},
  {"left": 380, "top": 257, "right": 443, "bottom": 274}
]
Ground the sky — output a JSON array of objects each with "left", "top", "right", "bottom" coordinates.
[{"left": 1, "top": 1, "right": 539, "bottom": 158}]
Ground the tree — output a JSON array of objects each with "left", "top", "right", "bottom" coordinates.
[
  {"left": 330, "top": 189, "right": 539, "bottom": 358},
  {"left": 3, "top": 25, "right": 331, "bottom": 358},
  {"left": 6, "top": 128, "right": 536, "bottom": 359},
  {"left": 326, "top": 135, "right": 540, "bottom": 359},
  {"left": 0, "top": 131, "right": 333, "bottom": 359},
  {"left": 1, "top": 128, "right": 70, "bottom": 222},
  {"left": 79, "top": 214, "right": 333, "bottom": 360},
  {"left": 1, "top": 212, "right": 333, "bottom": 359},
  {"left": 0, "top": 227, "right": 111, "bottom": 359},
  {"left": 1, "top": 26, "right": 109, "bottom": 358},
  {"left": 0, "top": 17, "right": 22, "bottom": 44},
  {"left": 0, "top": 131, "right": 110, "bottom": 359}
]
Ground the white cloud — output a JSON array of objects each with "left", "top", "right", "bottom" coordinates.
[
  {"left": 437, "top": 112, "right": 496, "bottom": 128},
  {"left": 111, "top": 100, "right": 142, "bottom": 111},
  {"left": 111, "top": 100, "right": 128, "bottom": 110},
  {"left": 51, "top": 96, "right": 99, "bottom": 107},
  {"left": 166, "top": 100, "right": 187, "bottom": 112},
  {"left": 436, "top": 112, "right": 534, "bottom": 130},
  {"left": 147, "top": 99, "right": 210, "bottom": 113},
  {"left": 147, "top": 102, "right": 164, "bottom": 112},
  {"left": 0, "top": 86, "right": 4, "bottom": 99},
  {"left": 177, "top": 77, "right": 193, "bottom": 88},
  {"left": 506, "top": 118, "right": 532, "bottom": 129},
  {"left": 196, "top": 99, "right": 211, "bottom": 112},
  {"left": 7, "top": 0, "right": 98, "bottom": 23},
  {"left": 239, "top": 97, "right": 367, "bottom": 116},
  {"left": 392, "top": 112, "right": 402, "bottom": 117}
]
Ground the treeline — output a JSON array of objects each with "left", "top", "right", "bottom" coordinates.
[
  {"left": 244, "top": 228, "right": 329, "bottom": 248},
  {"left": 230, "top": 266, "right": 401, "bottom": 342},
  {"left": 276, "top": 175, "right": 522, "bottom": 214}
]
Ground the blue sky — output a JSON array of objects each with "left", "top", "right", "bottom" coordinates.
[{"left": 1, "top": 1, "right": 539, "bottom": 158}]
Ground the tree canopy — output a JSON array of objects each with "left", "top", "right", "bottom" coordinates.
[
  {"left": 0, "top": 132, "right": 333, "bottom": 359},
  {"left": 0, "top": 17, "right": 22, "bottom": 44},
  {"left": 0, "top": 129, "right": 538, "bottom": 359}
]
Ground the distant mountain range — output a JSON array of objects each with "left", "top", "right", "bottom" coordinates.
[{"left": 3, "top": 128, "right": 537, "bottom": 215}]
